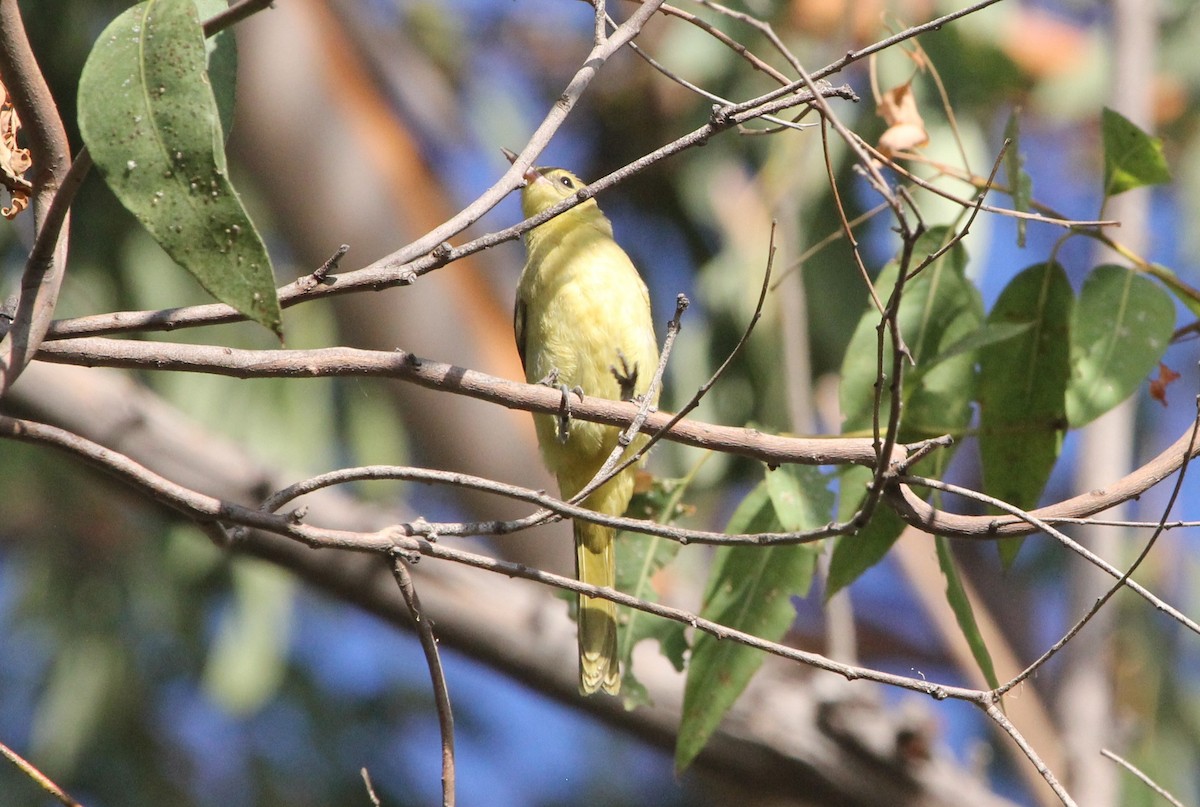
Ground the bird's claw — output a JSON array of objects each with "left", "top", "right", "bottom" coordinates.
[
  {"left": 610, "top": 349, "right": 639, "bottom": 402},
  {"left": 555, "top": 383, "right": 585, "bottom": 443},
  {"left": 535, "top": 369, "right": 582, "bottom": 442}
]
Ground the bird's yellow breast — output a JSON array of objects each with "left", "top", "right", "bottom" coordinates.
[{"left": 515, "top": 217, "right": 658, "bottom": 491}]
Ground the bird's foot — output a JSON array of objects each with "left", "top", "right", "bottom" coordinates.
[
  {"left": 610, "top": 349, "right": 639, "bottom": 402},
  {"left": 538, "top": 370, "right": 584, "bottom": 443},
  {"left": 555, "top": 384, "right": 585, "bottom": 443}
]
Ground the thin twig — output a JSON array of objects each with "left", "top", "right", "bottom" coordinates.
[
  {"left": 770, "top": 202, "right": 890, "bottom": 290},
  {"left": 391, "top": 558, "right": 455, "bottom": 807},
  {"left": 902, "top": 475, "right": 1200, "bottom": 641},
  {"left": 0, "top": 739, "right": 85, "bottom": 807},
  {"left": 565, "top": 293, "right": 688, "bottom": 509},
  {"left": 262, "top": 464, "right": 836, "bottom": 547},
  {"left": 1101, "top": 749, "right": 1186, "bottom": 807},
  {"left": 624, "top": 220, "right": 777, "bottom": 467},
  {"left": 982, "top": 702, "right": 1077, "bottom": 807},
  {"left": 888, "top": 410, "right": 1200, "bottom": 538},
  {"left": 996, "top": 401, "right": 1199, "bottom": 695},
  {"left": 725, "top": 0, "right": 1010, "bottom": 119},
  {"left": 869, "top": 143, "right": 1115, "bottom": 229},
  {"left": 200, "top": 0, "right": 275, "bottom": 36},
  {"left": 361, "top": 768, "right": 382, "bottom": 807}
]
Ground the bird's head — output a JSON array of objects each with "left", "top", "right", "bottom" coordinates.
[
  {"left": 502, "top": 148, "right": 603, "bottom": 223},
  {"left": 518, "top": 166, "right": 591, "bottom": 220}
]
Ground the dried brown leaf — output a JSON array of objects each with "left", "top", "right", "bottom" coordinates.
[
  {"left": 877, "top": 81, "right": 928, "bottom": 158},
  {"left": 0, "top": 79, "right": 32, "bottom": 220},
  {"left": 1148, "top": 362, "right": 1181, "bottom": 407}
]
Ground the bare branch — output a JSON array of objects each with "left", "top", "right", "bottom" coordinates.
[
  {"left": 33, "top": 338, "right": 891, "bottom": 468},
  {"left": 902, "top": 475, "right": 1200, "bottom": 641},
  {"left": 391, "top": 558, "right": 456, "bottom": 807},
  {"left": 0, "top": 739, "right": 85, "bottom": 807},
  {"left": 0, "top": 0, "right": 72, "bottom": 393},
  {"left": 1101, "top": 749, "right": 1186, "bottom": 807},
  {"left": 982, "top": 702, "right": 1076, "bottom": 807},
  {"left": 891, "top": 413, "right": 1200, "bottom": 538}
]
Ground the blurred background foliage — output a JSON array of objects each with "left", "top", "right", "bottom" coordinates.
[{"left": 2, "top": 0, "right": 1200, "bottom": 805}]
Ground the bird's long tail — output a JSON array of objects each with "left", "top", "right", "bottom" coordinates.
[{"left": 575, "top": 518, "right": 620, "bottom": 695}]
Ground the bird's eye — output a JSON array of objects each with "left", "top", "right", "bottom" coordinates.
[{"left": 559, "top": 176, "right": 574, "bottom": 189}]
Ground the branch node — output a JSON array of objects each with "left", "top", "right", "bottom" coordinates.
[
  {"left": 406, "top": 516, "right": 438, "bottom": 542},
  {"left": 430, "top": 241, "right": 454, "bottom": 265}
]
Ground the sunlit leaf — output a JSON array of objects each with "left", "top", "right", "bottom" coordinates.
[
  {"left": 78, "top": 0, "right": 280, "bottom": 335},
  {"left": 675, "top": 472, "right": 828, "bottom": 773},
  {"left": 832, "top": 227, "right": 980, "bottom": 589},
  {"left": 1003, "top": 109, "right": 1032, "bottom": 247},
  {"left": 935, "top": 536, "right": 1000, "bottom": 692},
  {"left": 925, "top": 321, "right": 1032, "bottom": 368},
  {"left": 978, "top": 262, "right": 1072, "bottom": 565},
  {"left": 1102, "top": 107, "right": 1170, "bottom": 197},
  {"left": 1066, "top": 265, "right": 1175, "bottom": 427},
  {"left": 195, "top": 0, "right": 236, "bottom": 140},
  {"left": 840, "top": 227, "right": 982, "bottom": 438},
  {"left": 827, "top": 490, "right": 905, "bottom": 600}
]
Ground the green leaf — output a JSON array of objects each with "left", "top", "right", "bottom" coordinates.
[
  {"left": 1003, "top": 110, "right": 1032, "bottom": 248},
  {"left": 978, "top": 262, "right": 1072, "bottom": 564},
  {"left": 78, "top": 0, "right": 281, "bottom": 335},
  {"left": 203, "top": 563, "right": 294, "bottom": 714},
  {"left": 1102, "top": 107, "right": 1170, "bottom": 198},
  {"left": 925, "top": 321, "right": 1033, "bottom": 369},
  {"left": 1146, "top": 262, "right": 1200, "bottom": 318},
  {"left": 1066, "top": 265, "right": 1175, "bottom": 427},
  {"left": 826, "top": 495, "right": 905, "bottom": 600},
  {"left": 831, "top": 227, "right": 980, "bottom": 589},
  {"left": 765, "top": 464, "right": 829, "bottom": 536},
  {"left": 617, "top": 471, "right": 704, "bottom": 706},
  {"left": 840, "top": 227, "right": 983, "bottom": 438},
  {"left": 935, "top": 536, "right": 1000, "bottom": 692},
  {"left": 675, "top": 473, "right": 828, "bottom": 773},
  {"left": 195, "top": 0, "right": 237, "bottom": 141}
]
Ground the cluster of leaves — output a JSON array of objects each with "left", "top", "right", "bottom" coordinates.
[{"left": 625, "top": 109, "right": 1180, "bottom": 771}]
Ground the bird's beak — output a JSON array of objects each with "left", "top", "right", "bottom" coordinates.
[{"left": 501, "top": 147, "right": 542, "bottom": 186}]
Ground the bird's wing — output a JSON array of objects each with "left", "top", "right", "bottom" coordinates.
[{"left": 513, "top": 295, "right": 529, "bottom": 372}]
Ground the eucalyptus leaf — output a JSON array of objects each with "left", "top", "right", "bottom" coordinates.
[
  {"left": 840, "top": 227, "right": 982, "bottom": 438},
  {"left": 196, "top": 0, "right": 237, "bottom": 140},
  {"left": 826, "top": 497, "right": 905, "bottom": 600},
  {"left": 617, "top": 475, "right": 693, "bottom": 706},
  {"left": 1067, "top": 265, "right": 1175, "bottom": 427},
  {"left": 1003, "top": 110, "right": 1032, "bottom": 247},
  {"left": 78, "top": 0, "right": 281, "bottom": 335},
  {"left": 978, "top": 262, "right": 1072, "bottom": 565},
  {"left": 1102, "top": 107, "right": 1170, "bottom": 197},
  {"left": 675, "top": 473, "right": 828, "bottom": 773},
  {"left": 935, "top": 536, "right": 1000, "bottom": 692}
]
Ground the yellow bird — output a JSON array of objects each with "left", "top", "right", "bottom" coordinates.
[{"left": 511, "top": 159, "right": 659, "bottom": 695}]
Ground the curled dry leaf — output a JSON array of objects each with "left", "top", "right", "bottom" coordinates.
[
  {"left": 0, "top": 79, "right": 32, "bottom": 220},
  {"left": 1148, "top": 362, "right": 1181, "bottom": 407},
  {"left": 877, "top": 81, "right": 929, "bottom": 159}
]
